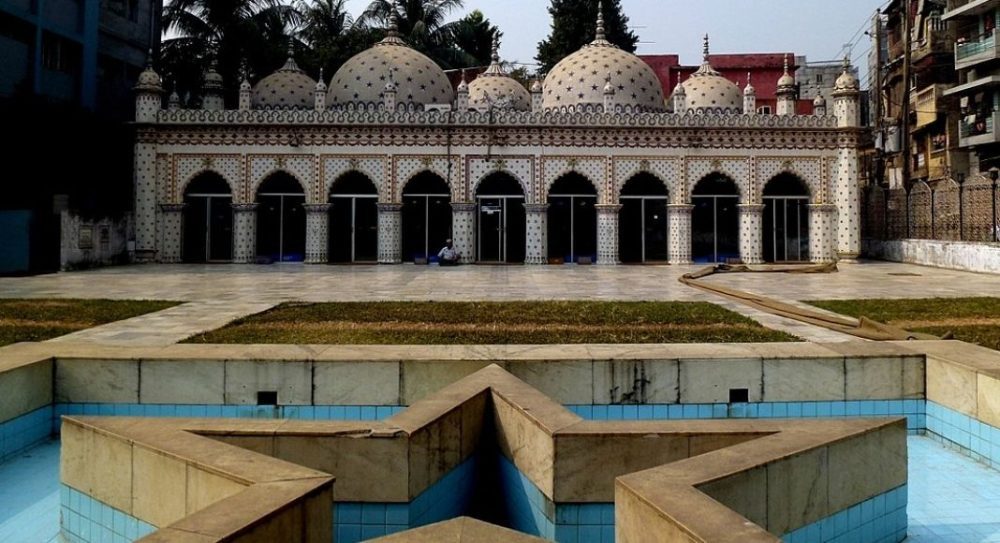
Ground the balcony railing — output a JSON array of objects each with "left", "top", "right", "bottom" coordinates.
[
  {"left": 956, "top": 29, "right": 998, "bottom": 61},
  {"left": 959, "top": 111, "right": 1000, "bottom": 146}
]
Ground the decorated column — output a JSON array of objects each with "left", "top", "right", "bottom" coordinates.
[
  {"left": 738, "top": 204, "right": 765, "bottom": 265},
  {"left": 378, "top": 203, "right": 403, "bottom": 264},
  {"left": 304, "top": 204, "right": 332, "bottom": 264},
  {"left": 451, "top": 202, "right": 476, "bottom": 264},
  {"left": 232, "top": 204, "right": 258, "bottom": 264},
  {"left": 524, "top": 204, "right": 549, "bottom": 265},
  {"left": 596, "top": 204, "right": 622, "bottom": 265},
  {"left": 809, "top": 204, "right": 839, "bottom": 263},
  {"left": 667, "top": 204, "right": 694, "bottom": 265},
  {"left": 158, "top": 204, "right": 185, "bottom": 263}
]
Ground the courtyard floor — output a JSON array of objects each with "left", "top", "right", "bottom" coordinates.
[
  {"left": 0, "top": 260, "right": 994, "bottom": 346},
  {"left": 1, "top": 261, "right": 998, "bottom": 304}
]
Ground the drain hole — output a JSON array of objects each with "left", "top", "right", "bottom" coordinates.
[
  {"left": 729, "top": 388, "right": 749, "bottom": 403},
  {"left": 257, "top": 391, "right": 278, "bottom": 406}
]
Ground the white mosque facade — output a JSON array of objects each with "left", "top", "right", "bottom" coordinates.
[{"left": 132, "top": 12, "right": 863, "bottom": 267}]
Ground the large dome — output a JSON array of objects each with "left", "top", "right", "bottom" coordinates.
[
  {"left": 468, "top": 38, "right": 530, "bottom": 111},
  {"left": 251, "top": 52, "right": 317, "bottom": 110},
  {"left": 542, "top": 9, "right": 665, "bottom": 112},
  {"left": 681, "top": 36, "right": 742, "bottom": 114},
  {"left": 328, "top": 24, "right": 453, "bottom": 108}
]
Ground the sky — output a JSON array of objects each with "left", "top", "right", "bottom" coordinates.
[{"left": 343, "top": 0, "right": 889, "bottom": 82}]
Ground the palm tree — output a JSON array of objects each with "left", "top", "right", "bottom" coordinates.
[
  {"left": 295, "top": 0, "right": 377, "bottom": 78},
  {"left": 359, "top": 0, "right": 476, "bottom": 69},
  {"left": 450, "top": 10, "right": 500, "bottom": 68},
  {"left": 160, "top": 0, "right": 301, "bottom": 105}
]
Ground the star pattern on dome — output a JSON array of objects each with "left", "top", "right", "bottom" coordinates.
[
  {"left": 329, "top": 30, "right": 453, "bottom": 108},
  {"left": 468, "top": 35, "right": 531, "bottom": 111},
  {"left": 680, "top": 34, "right": 742, "bottom": 114},
  {"left": 541, "top": 3, "right": 665, "bottom": 112},
  {"left": 251, "top": 50, "right": 317, "bottom": 110}
]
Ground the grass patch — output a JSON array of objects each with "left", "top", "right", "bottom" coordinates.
[
  {"left": 186, "top": 301, "right": 796, "bottom": 345},
  {"left": 0, "top": 299, "right": 179, "bottom": 347},
  {"left": 809, "top": 298, "right": 1000, "bottom": 351}
]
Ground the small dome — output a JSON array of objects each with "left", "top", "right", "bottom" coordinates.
[
  {"left": 682, "top": 35, "right": 741, "bottom": 113},
  {"left": 316, "top": 68, "right": 328, "bottom": 92},
  {"left": 328, "top": 17, "right": 453, "bottom": 109},
  {"left": 530, "top": 79, "right": 542, "bottom": 93},
  {"left": 468, "top": 37, "right": 531, "bottom": 111},
  {"left": 834, "top": 58, "right": 859, "bottom": 93},
  {"left": 743, "top": 72, "right": 755, "bottom": 96},
  {"left": 204, "top": 62, "right": 224, "bottom": 90},
  {"left": 813, "top": 94, "right": 826, "bottom": 107},
  {"left": 776, "top": 54, "right": 796, "bottom": 96},
  {"left": 252, "top": 51, "right": 317, "bottom": 110},
  {"left": 135, "top": 57, "right": 163, "bottom": 92},
  {"left": 542, "top": 4, "right": 665, "bottom": 112}
]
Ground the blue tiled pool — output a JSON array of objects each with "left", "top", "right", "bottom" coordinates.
[{"left": 2, "top": 436, "right": 1000, "bottom": 542}]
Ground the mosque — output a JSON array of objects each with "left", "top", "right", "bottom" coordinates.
[{"left": 132, "top": 8, "right": 862, "bottom": 267}]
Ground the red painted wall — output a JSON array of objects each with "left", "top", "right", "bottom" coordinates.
[{"left": 640, "top": 53, "right": 814, "bottom": 114}]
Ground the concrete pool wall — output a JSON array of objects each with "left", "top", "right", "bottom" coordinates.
[{"left": 2, "top": 340, "right": 1000, "bottom": 542}]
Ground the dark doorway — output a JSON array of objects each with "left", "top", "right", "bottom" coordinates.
[
  {"left": 402, "top": 172, "right": 452, "bottom": 262},
  {"left": 183, "top": 173, "right": 233, "bottom": 262},
  {"left": 763, "top": 174, "right": 810, "bottom": 263},
  {"left": 548, "top": 173, "right": 597, "bottom": 264},
  {"left": 329, "top": 172, "right": 379, "bottom": 263},
  {"left": 476, "top": 173, "right": 526, "bottom": 263},
  {"left": 256, "top": 173, "right": 306, "bottom": 263},
  {"left": 619, "top": 174, "right": 669, "bottom": 263},
  {"left": 692, "top": 175, "right": 740, "bottom": 263}
]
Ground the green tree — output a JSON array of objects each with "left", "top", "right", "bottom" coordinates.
[
  {"left": 359, "top": 0, "right": 479, "bottom": 69},
  {"left": 161, "top": 0, "right": 300, "bottom": 105},
  {"left": 449, "top": 10, "right": 500, "bottom": 68},
  {"left": 536, "top": 0, "right": 638, "bottom": 74},
  {"left": 295, "top": 0, "right": 377, "bottom": 78}
]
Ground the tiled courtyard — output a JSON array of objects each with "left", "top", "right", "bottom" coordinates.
[{"left": 2, "top": 261, "right": 998, "bottom": 304}]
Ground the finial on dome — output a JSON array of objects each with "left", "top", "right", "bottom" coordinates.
[
  {"left": 703, "top": 34, "right": 710, "bottom": 63},
  {"left": 842, "top": 54, "right": 851, "bottom": 72},
  {"left": 457, "top": 68, "right": 469, "bottom": 92},
  {"left": 595, "top": 0, "right": 606, "bottom": 41},
  {"left": 316, "top": 68, "right": 327, "bottom": 90},
  {"left": 387, "top": 1, "right": 400, "bottom": 37},
  {"left": 783, "top": 54, "right": 790, "bottom": 75},
  {"left": 492, "top": 33, "right": 501, "bottom": 64}
]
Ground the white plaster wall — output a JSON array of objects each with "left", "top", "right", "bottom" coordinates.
[{"left": 863, "top": 239, "right": 1000, "bottom": 274}]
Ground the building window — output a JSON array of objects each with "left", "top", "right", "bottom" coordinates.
[
  {"left": 815, "top": 74, "right": 824, "bottom": 85},
  {"left": 41, "top": 33, "right": 81, "bottom": 74},
  {"left": 757, "top": 106, "right": 772, "bottom": 115}
]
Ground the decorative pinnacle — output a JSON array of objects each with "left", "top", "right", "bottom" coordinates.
[
  {"left": 595, "top": 0, "right": 606, "bottom": 41},
  {"left": 145, "top": 48, "right": 154, "bottom": 68},
  {"left": 703, "top": 34, "right": 710, "bottom": 62},
  {"left": 783, "top": 54, "right": 790, "bottom": 74},
  {"left": 387, "top": 2, "right": 400, "bottom": 37},
  {"left": 747, "top": 72, "right": 751, "bottom": 85},
  {"left": 842, "top": 54, "right": 851, "bottom": 72},
  {"left": 491, "top": 34, "right": 501, "bottom": 64}
]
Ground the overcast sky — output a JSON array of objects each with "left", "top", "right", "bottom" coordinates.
[{"left": 343, "top": 0, "right": 888, "bottom": 81}]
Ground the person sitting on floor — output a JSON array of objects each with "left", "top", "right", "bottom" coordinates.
[{"left": 438, "top": 239, "right": 460, "bottom": 266}]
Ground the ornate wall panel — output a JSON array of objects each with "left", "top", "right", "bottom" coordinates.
[
  {"left": 322, "top": 155, "right": 388, "bottom": 201},
  {"left": 540, "top": 156, "right": 607, "bottom": 202},
  {"left": 611, "top": 158, "right": 682, "bottom": 203},
  {"left": 466, "top": 156, "right": 534, "bottom": 202},
  {"left": 393, "top": 156, "right": 462, "bottom": 202},
  {"left": 174, "top": 155, "right": 243, "bottom": 202},
  {"left": 754, "top": 157, "right": 824, "bottom": 204},
  {"left": 248, "top": 155, "right": 316, "bottom": 200},
  {"left": 687, "top": 158, "right": 751, "bottom": 203}
]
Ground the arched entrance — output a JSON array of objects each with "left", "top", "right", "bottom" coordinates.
[
  {"left": 182, "top": 173, "right": 233, "bottom": 263},
  {"left": 619, "top": 174, "right": 669, "bottom": 263},
  {"left": 692, "top": 175, "right": 740, "bottom": 263},
  {"left": 548, "top": 173, "right": 598, "bottom": 264},
  {"left": 763, "top": 174, "right": 810, "bottom": 263},
  {"left": 402, "top": 172, "right": 452, "bottom": 262},
  {"left": 329, "top": 172, "right": 378, "bottom": 263},
  {"left": 256, "top": 172, "right": 306, "bottom": 263},
  {"left": 476, "top": 173, "right": 526, "bottom": 263}
]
